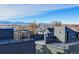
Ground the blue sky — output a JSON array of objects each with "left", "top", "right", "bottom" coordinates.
[{"left": 0, "top": 4, "right": 79, "bottom": 24}]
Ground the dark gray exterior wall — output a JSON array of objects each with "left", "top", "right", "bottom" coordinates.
[
  {"left": 0, "top": 40, "right": 35, "bottom": 54},
  {"left": 0, "top": 29, "right": 13, "bottom": 39},
  {"left": 65, "top": 27, "right": 78, "bottom": 43}
]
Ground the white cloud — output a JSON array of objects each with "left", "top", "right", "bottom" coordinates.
[{"left": 0, "top": 4, "right": 79, "bottom": 20}]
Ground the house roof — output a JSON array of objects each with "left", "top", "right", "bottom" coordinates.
[
  {"left": 54, "top": 24, "right": 79, "bottom": 32},
  {"left": 66, "top": 24, "right": 79, "bottom": 32}
]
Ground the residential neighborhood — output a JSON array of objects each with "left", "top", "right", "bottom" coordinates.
[
  {"left": 0, "top": 4, "right": 79, "bottom": 54},
  {"left": 0, "top": 21, "right": 79, "bottom": 54}
]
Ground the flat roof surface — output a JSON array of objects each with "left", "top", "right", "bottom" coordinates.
[
  {"left": 35, "top": 40, "right": 45, "bottom": 45},
  {"left": 49, "top": 41, "right": 79, "bottom": 49},
  {"left": 35, "top": 40, "right": 79, "bottom": 50}
]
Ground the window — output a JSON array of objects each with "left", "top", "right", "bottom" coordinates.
[
  {"left": 77, "top": 33, "right": 79, "bottom": 39},
  {"left": 65, "top": 32, "right": 69, "bottom": 42}
]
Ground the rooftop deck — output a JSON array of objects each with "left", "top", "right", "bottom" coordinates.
[
  {"left": 35, "top": 40, "right": 45, "bottom": 45},
  {"left": 35, "top": 40, "right": 79, "bottom": 50}
]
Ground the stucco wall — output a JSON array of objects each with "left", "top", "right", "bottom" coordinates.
[{"left": 54, "top": 26, "right": 65, "bottom": 43}]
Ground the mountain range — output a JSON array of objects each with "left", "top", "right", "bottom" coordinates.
[{"left": 0, "top": 21, "right": 31, "bottom": 25}]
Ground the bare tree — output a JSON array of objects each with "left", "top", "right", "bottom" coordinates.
[
  {"left": 28, "top": 21, "right": 38, "bottom": 35},
  {"left": 52, "top": 21, "right": 62, "bottom": 26}
]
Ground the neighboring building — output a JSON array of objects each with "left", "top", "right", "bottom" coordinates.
[
  {"left": 44, "top": 28, "right": 54, "bottom": 44},
  {"left": 0, "top": 28, "right": 35, "bottom": 54},
  {"left": 36, "top": 25, "right": 45, "bottom": 34},
  {"left": 35, "top": 25, "right": 79, "bottom": 54},
  {"left": 0, "top": 28, "right": 13, "bottom": 40},
  {"left": 54, "top": 26, "right": 78, "bottom": 43},
  {"left": 14, "top": 29, "right": 32, "bottom": 40},
  {"left": 44, "top": 28, "right": 54, "bottom": 37}
]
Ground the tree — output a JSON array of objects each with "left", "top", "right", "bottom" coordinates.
[
  {"left": 28, "top": 21, "right": 38, "bottom": 35},
  {"left": 52, "top": 21, "right": 62, "bottom": 26}
]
